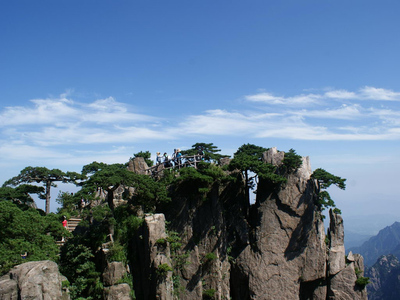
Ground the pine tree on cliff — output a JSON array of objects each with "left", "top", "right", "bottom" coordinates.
[
  {"left": 0, "top": 184, "right": 44, "bottom": 206},
  {"left": 229, "top": 144, "right": 289, "bottom": 204},
  {"left": 180, "top": 142, "right": 229, "bottom": 163},
  {"left": 80, "top": 161, "right": 169, "bottom": 211},
  {"left": 312, "top": 168, "right": 346, "bottom": 212},
  {"left": 229, "top": 144, "right": 267, "bottom": 204},
  {"left": 2, "top": 167, "right": 82, "bottom": 214}
]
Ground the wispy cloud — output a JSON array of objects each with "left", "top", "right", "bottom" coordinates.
[
  {"left": 292, "top": 105, "right": 363, "bottom": 120},
  {"left": 359, "top": 86, "right": 400, "bottom": 101},
  {"left": 0, "top": 94, "right": 166, "bottom": 147},
  {"left": 245, "top": 92, "right": 322, "bottom": 106},
  {"left": 245, "top": 86, "right": 400, "bottom": 106},
  {"left": 1, "top": 86, "right": 400, "bottom": 170}
]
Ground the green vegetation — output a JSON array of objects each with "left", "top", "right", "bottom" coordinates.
[
  {"left": 180, "top": 142, "right": 229, "bottom": 163},
  {"left": 0, "top": 143, "right": 347, "bottom": 299},
  {"left": 156, "top": 263, "right": 173, "bottom": 277},
  {"left": 2, "top": 166, "right": 83, "bottom": 214},
  {"left": 312, "top": 168, "right": 346, "bottom": 212},
  {"left": 203, "top": 288, "right": 216, "bottom": 299},
  {"left": 0, "top": 184, "right": 44, "bottom": 206},
  {"left": 0, "top": 200, "right": 65, "bottom": 275},
  {"left": 355, "top": 276, "right": 370, "bottom": 289},
  {"left": 229, "top": 144, "right": 287, "bottom": 203},
  {"left": 204, "top": 252, "right": 218, "bottom": 261},
  {"left": 175, "top": 161, "right": 229, "bottom": 197},
  {"left": 282, "top": 148, "right": 303, "bottom": 173},
  {"left": 133, "top": 150, "right": 153, "bottom": 167}
]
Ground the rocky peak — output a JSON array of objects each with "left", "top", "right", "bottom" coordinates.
[
  {"left": 0, "top": 260, "right": 66, "bottom": 300},
  {"left": 366, "top": 254, "right": 400, "bottom": 300},
  {"left": 129, "top": 147, "right": 367, "bottom": 299},
  {"left": 127, "top": 157, "right": 149, "bottom": 175}
]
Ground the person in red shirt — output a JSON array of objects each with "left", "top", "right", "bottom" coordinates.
[{"left": 62, "top": 216, "right": 67, "bottom": 242}]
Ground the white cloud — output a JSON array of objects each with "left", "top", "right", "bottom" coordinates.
[
  {"left": 245, "top": 92, "right": 322, "bottom": 106},
  {"left": 292, "top": 105, "right": 363, "bottom": 120},
  {"left": 180, "top": 109, "right": 258, "bottom": 135},
  {"left": 359, "top": 86, "right": 400, "bottom": 101},
  {"left": 0, "top": 94, "right": 159, "bottom": 128},
  {"left": 2, "top": 86, "right": 400, "bottom": 174},
  {"left": 324, "top": 90, "right": 357, "bottom": 99},
  {"left": 0, "top": 98, "right": 78, "bottom": 126},
  {"left": 245, "top": 86, "right": 400, "bottom": 106}
]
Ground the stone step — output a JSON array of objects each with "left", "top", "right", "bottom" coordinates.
[
  {"left": 58, "top": 217, "right": 82, "bottom": 247},
  {"left": 66, "top": 217, "right": 82, "bottom": 233}
]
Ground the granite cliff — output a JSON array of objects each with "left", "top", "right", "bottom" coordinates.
[
  {"left": 0, "top": 147, "right": 368, "bottom": 300},
  {"left": 130, "top": 148, "right": 367, "bottom": 300}
]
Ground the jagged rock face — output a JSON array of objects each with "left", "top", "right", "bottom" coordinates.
[
  {"left": 132, "top": 214, "right": 174, "bottom": 300},
  {"left": 127, "top": 157, "right": 149, "bottom": 175},
  {"left": 102, "top": 261, "right": 132, "bottom": 299},
  {"left": 232, "top": 148, "right": 327, "bottom": 299},
  {"left": 103, "top": 284, "right": 132, "bottom": 300},
  {"left": 349, "top": 221, "right": 400, "bottom": 267},
  {"left": 131, "top": 147, "right": 367, "bottom": 300},
  {"left": 103, "top": 262, "right": 127, "bottom": 286},
  {"left": 328, "top": 254, "right": 368, "bottom": 300},
  {"left": 327, "top": 209, "right": 346, "bottom": 276},
  {"left": 0, "top": 260, "right": 64, "bottom": 300},
  {"left": 366, "top": 254, "right": 400, "bottom": 300}
]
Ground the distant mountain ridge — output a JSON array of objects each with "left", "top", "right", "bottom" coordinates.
[
  {"left": 345, "top": 230, "right": 372, "bottom": 249},
  {"left": 349, "top": 221, "right": 400, "bottom": 267},
  {"left": 366, "top": 254, "right": 400, "bottom": 300}
]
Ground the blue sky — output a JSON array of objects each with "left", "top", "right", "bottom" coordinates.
[{"left": 1, "top": 0, "right": 400, "bottom": 233}]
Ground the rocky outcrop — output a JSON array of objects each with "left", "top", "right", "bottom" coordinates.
[
  {"left": 233, "top": 149, "right": 327, "bottom": 299},
  {"left": 103, "top": 284, "right": 132, "bottom": 300},
  {"left": 327, "top": 209, "right": 346, "bottom": 276},
  {"left": 127, "top": 157, "right": 150, "bottom": 175},
  {"left": 131, "top": 147, "right": 367, "bottom": 300},
  {"left": 0, "top": 260, "right": 65, "bottom": 300},
  {"left": 349, "top": 221, "right": 400, "bottom": 266},
  {"left": 366, "top": 254, "right": 400, "bottom": 300},
  {"left": 132, "top": 214, "right": 174, "bottom": 300},
  {"left": 102, "top": 262, "right": 132, "bottom": 300}
]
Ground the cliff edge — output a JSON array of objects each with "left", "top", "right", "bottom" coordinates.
[{"left": 131, "top": 148, "right": 367, "bottom": 300}]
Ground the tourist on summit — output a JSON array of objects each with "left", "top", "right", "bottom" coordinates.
[
  {"left": 196, "top": 146, "right": 204, "bottom": 161},
  {"left": 176, "top": 148, "right": 182, "bottom": 167},
  {"left": 156, "top": 152, "right": 163, "bottom": 165},
  {"left": 163, "top": 152, "right": 171, "bottom": 168},
  {"left": 171, "top": 149, "right": 177, "bottom": 166}
]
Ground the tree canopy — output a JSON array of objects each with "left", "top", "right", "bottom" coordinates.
[
  {"left": 312, "top": 168, "right": 346, "bottom": 212},
  {"left": 229, "top": 144, "right": 284, "bottom": 203},
  {"left": 3, "top": 167, "right": 83, "bottom": 214},
  {"left": 180, "top": 142, "right": 228, "bottom": 163},
  {"left": 282, "top": 148, "right": 303, "bottom": 173},
  {"left": 0, "top": 184, "right": 44, "bottom": 207},
  {"left": 80, "top": 161, "right": 169, "bottom": 211},
  {"left": 0, "top": 200, "right": 65, "bottom": 275}
]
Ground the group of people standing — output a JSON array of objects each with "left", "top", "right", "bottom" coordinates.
[
  {"left": 155, "top": 146, "right": 205, "bottom": 169},
  {"left": 156, "top": 149, "right": 182, "bottom": 168}
]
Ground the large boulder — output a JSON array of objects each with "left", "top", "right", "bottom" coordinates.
[
  {"left": 103, "top": 262, "right": 128, "bottom": 286},
  {"left": 103, "top": 283, "right": 132, "bottom": 300},
  {"left": 127, "top": 157, "right": 149, "bottom": 175},
  {"left": 0, "top": 260, "right": 64, "bottom": 300}
]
